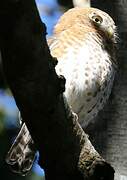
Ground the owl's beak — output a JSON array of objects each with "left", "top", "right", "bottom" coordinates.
[{"left": 107, "top": 26, "right": 114, "bottom": 39}]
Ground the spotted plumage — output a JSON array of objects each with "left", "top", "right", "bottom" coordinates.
[
  {"left": 6, "top": 7, "right": 117, "bottom": 175},
  {"left": 6, "top": 123, "right": 36, "bottom": 175},
  {"left": 50, "top": 7, "right": 117, "bottom": 127}
]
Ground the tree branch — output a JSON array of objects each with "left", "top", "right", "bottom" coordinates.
[
  {"left": 0, "top": 0, "right": 114, "bottom": 180},
  {"left": 73, "top": 0, "right": 91, "bottom": 7}
]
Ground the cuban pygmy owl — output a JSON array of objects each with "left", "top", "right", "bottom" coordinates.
[{"left": 6, "top": 7, "right": 117, "bottom": 175}]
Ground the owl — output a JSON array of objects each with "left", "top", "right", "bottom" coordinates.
[{"left": 6, "top": 7, "right": 117, "bottom": 175}]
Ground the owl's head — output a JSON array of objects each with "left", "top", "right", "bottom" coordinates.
[
  {"left": 54, "top": 7, "right": 117, "bottom": 43},
  {"left": 88, "top": 8, "right": 117, "bottom": 43}
]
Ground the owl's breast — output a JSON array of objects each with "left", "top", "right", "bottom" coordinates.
[{"left": 54, "top": 37, "right": 116, "bottom": 128}]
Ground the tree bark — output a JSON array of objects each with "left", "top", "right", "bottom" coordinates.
[
  {"left": 0, "top": 0, "right": 114, "bottom": 180},
  {"left": 88, "top": 1, "right": 127, "bottom": 180}
]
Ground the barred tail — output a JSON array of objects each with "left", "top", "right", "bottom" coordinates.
[{"left": 6, "top": 123, "right": 36, "bottom": 176}]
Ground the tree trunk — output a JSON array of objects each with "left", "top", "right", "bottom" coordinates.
[{"left": 88, "top": 1, "right": 127, "bottom": 180}]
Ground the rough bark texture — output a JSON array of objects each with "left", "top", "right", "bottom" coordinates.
[
  {"left": 0, "top": 0, "right": 115, "bottom": 180},
  {"left": 86, "top": 1, "right": 127, "bottom": 180}
]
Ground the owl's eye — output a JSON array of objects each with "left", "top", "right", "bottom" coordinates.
[{"left": 91, "top": 15, "right": 103, "bottom": 25}]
